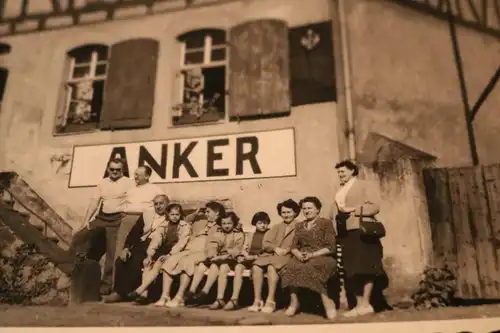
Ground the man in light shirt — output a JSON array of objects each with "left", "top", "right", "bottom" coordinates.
[
  {"left": 68, "top": 158, "right": 134, "bottom": 294},
  {"left": 67, "top": 161, "right": 166, "bottom": 295},
  {"left": 113, "top": 165, "right": 165, "bottom": 272}
]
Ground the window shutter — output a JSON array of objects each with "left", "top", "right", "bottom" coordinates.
[
  {"left": 99, "top": 38, "right": 159, "bottom": 130},
  {"left": 228, "top": 19, "right": 290, "bottom": 120},
  {"left": 289, "top": 21, "right": 337, "bottom": 106}
]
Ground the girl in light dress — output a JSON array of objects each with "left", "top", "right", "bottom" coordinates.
[
  {"left": 187, "top": 212, "right": 245, "bottom": 309},
  {"left": 126, "top": 204, "right": 191, "bottom": 303},
  {"left": 223, "top": 211, "right": 271, "bottom": 311}
]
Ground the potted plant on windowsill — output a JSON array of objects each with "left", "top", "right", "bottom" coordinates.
[{"left": 172, "top": 67, "right": 223, "bottom": 125}]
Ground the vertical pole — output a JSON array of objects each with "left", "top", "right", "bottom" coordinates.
[{"left": 446, "top": 0, "right": 479, "bottom": 165}]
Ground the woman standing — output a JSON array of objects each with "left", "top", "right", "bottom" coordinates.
[
  {"left": 250, "top": 199, "right": 300, "bottom": 313},
  {"left": 280, "top": 197, "right": 337, "bottom": 320},
  {"left": 333, "top": 160, "right": 390, "bottom": 317}
]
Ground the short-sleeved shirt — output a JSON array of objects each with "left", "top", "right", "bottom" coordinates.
[
  {"left": 124, "top": 182, "right": 165, "bottom": 214},
  {"left": 95, "top": 176, "right": 135, "bottom": 214}
]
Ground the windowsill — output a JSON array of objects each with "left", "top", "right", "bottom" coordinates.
[
  {"left": 167, "top": 119, "right": 227, "bottom": 129},
  {"left": 52, "top": 129, "right": 100, "bottom": 137}
]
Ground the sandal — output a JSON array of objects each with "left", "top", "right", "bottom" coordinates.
[
  {"left": 223, "top": 299, "right": 239, "bottom": 311},
  {"left": 154, "top": 296, "right": 171, "bottom": 307},
  {"left": 326, "top": 309, "right": 337, "bottom": 320},
  {"left": 261, "top": 299, "right": 276, "bottom": 313},
  {"left": 166, "top": 297, "right": 185, "bottom": 308},
  {"left": 209, "top": 299, "right": 226, "bottom": 310},
  {"left": 285, "top": 305, "right": 299, "bottom": 317},
  {"left": 248, "top": 300, "right": 264, "bottom": 312}
]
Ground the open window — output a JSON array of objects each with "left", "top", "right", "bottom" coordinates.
[
  {"left": 56, "top": 44, "right": 109, "bottom": 134},
  {"left": 172, "top": 29, "right": 227, "bottom": 126},
  {"left": 55, "top": 39, "right": 159, "bottom": 134},
  {"left": 0, "top": 43, "right": 11, "bottom": 108}
]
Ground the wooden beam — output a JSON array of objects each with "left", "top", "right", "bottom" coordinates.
[
  {"left": 470, "top": 65, "right": 500, "bottom": 122},
  {"left": 391, "top": 0, "right": 500, "bottom": 39},
  {"left": 446, "top": 0, "right": 480, "bottom": 165},
  {"left": 51, "top": 0, "right": 62, "bottom": 12}
]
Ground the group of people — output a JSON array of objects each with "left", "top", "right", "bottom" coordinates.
[{"left": 65, "top": 158, "right": 391, "bottom": 320}]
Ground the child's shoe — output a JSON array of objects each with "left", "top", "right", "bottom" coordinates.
[
  {"left": 154, "top": 296, "right": 171, "bottom": 307},
  {"left": 248, "top": 299, "right": 264, "bottom": 312},
  {"left": 261, "top": 299, "right": 276, "bottom": 313},
  {"left": 209, "top": 299, "right": 226, "bottom": 310},
  {"left": 223, "top": 299, "right": 239, "bottom": 311},
  {"left": 166, "top": 297, "right": 185, "bottom": 308}
]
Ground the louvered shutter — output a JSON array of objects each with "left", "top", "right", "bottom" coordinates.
[
  {"left": 289, "top": 21, "right": 337, "bottom": 106},
  {"left": 99, "top": 38, "right": 159, "bottom": 130},
  {"left": 228, "top": 19, "right": 290, "bottom": 119}
]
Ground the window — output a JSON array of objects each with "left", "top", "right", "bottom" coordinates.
[
  {"left": 0, "top": 68, "right": 8, "bottom": 103},
  {"left": 0, "top": 43, "right": 11, "bottom": 108},
  {"left": 57, "top": 44, "right": 108, "bottom": 133},
  {"left": 55, "top": 39, "right": 159, "bottom": 135},
  {"left": 172, "top": 29, "right": 227, "bottom": 126}
]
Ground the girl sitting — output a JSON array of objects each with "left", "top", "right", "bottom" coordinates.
[
  {"left": 223, "top": 211, "right": 270, "bottom": 311},
  {"left": 127, "top": 203, "right": 191, "bottom": 303},
  {"left": 188, "top": 212, "right": 245, "bottom": 309}
]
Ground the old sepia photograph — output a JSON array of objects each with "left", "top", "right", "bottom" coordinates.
[{"left": 0, "top": 0, "right": 499, "bottom": 330}]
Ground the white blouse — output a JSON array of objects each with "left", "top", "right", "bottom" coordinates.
[{"left": 335, "top": 177, "right": 356, "bottom": 212}]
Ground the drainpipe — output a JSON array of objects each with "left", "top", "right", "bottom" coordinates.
[{"left": 337, "top": 0, "right": 356, "bottom": 161}]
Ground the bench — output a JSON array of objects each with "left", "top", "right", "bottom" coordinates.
[{"left": 203, "top": 235, "right": 344, "bottom": 281}]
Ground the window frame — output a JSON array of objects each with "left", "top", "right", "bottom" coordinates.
[
  {"left": 0, "top": 43, "right": 11, "bottom": 106},
  {"left": 57, "top": 44, "right": 109, "bottom": 134},
  {"left": 172, "top": 29, "right": 229, "bottom": 127}
]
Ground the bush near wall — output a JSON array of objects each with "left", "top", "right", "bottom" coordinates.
[
  {"left": 411, "top": 266, "right": 457, "bottom": 310},
  {"left": 0, "top": 242, "right": 68, "bottom": 306}
]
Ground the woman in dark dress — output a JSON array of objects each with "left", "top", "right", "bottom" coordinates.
[
  {"left": 332, "top": 160, "right": 391, "bottom": 317},
  {"left": 280, "top": 196, "right": 337, "bottom": 320}
]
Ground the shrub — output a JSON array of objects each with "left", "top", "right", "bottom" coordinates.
[
  {"left": 0, "top": 243, "right": 58, "bottom": 305},
  {"left": 411, "top": 265, "right": 457, "bottom": 310}
]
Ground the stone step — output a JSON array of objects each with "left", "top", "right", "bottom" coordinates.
[
  {"left": 46, "top": 236, "right": 60, "bottom": 244},
  {"left": 2, "top": 199, "right": 15, "bottom": 207},
  {"left": 33, "top": 224, "right": 45, "bottom": 232},
  {"left": 0, "top": 203, "right": 73, "bottom": 275}
]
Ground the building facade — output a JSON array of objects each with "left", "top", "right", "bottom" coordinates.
[{"left": 0, "top": 0, "right": 498, "bottom": 302}]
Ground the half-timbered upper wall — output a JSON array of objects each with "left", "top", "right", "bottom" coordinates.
[
  {"left": 0, "top": 0, "right": 498, "bottom": 38},
  {"left": 346, "top": 0, "right": 500, "bottom": 167},
  {"left": 0, "top": 0, "right": 242, "bottom": 37},
  {"left": 392, "top": 0, "right": 500, "bottom": 39}
]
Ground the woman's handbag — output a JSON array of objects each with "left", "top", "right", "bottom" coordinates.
[{"left": 359, "top": 207, "right": 386, "bottom": 239}]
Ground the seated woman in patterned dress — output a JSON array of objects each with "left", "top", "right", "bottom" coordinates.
[
  {"left": 280, "top": 196, "right": 338, "bottom": 320},
  {"left": 250, "top": 199, "right": 301, "bottom": 313},
  {"left": 152, "top": 201, "right": 226, "bottom": 308}
]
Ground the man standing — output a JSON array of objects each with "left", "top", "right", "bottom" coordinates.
[
  {"left": 68, "top": 162, "right": 165, "bottom": 295},
  {"left": 68, "top": 158, "right": 134, "bottom": 294},
  {"left": 114, "top": 165, "right": 166, "bottom": 271}
]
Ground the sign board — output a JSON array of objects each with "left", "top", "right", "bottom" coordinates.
[{"left": 68, "top": 128, "right": 296, "bottom": 187}]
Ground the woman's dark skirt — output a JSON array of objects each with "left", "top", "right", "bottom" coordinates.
[
  {"left": 338, "top": 229, "right": 386, "bottom": 279},
  {"left": 337, "top": 229, "right": 391, "bottom": 311},
  {"left": 335, "top": 213, "right": 391, "bottom": 311}
]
